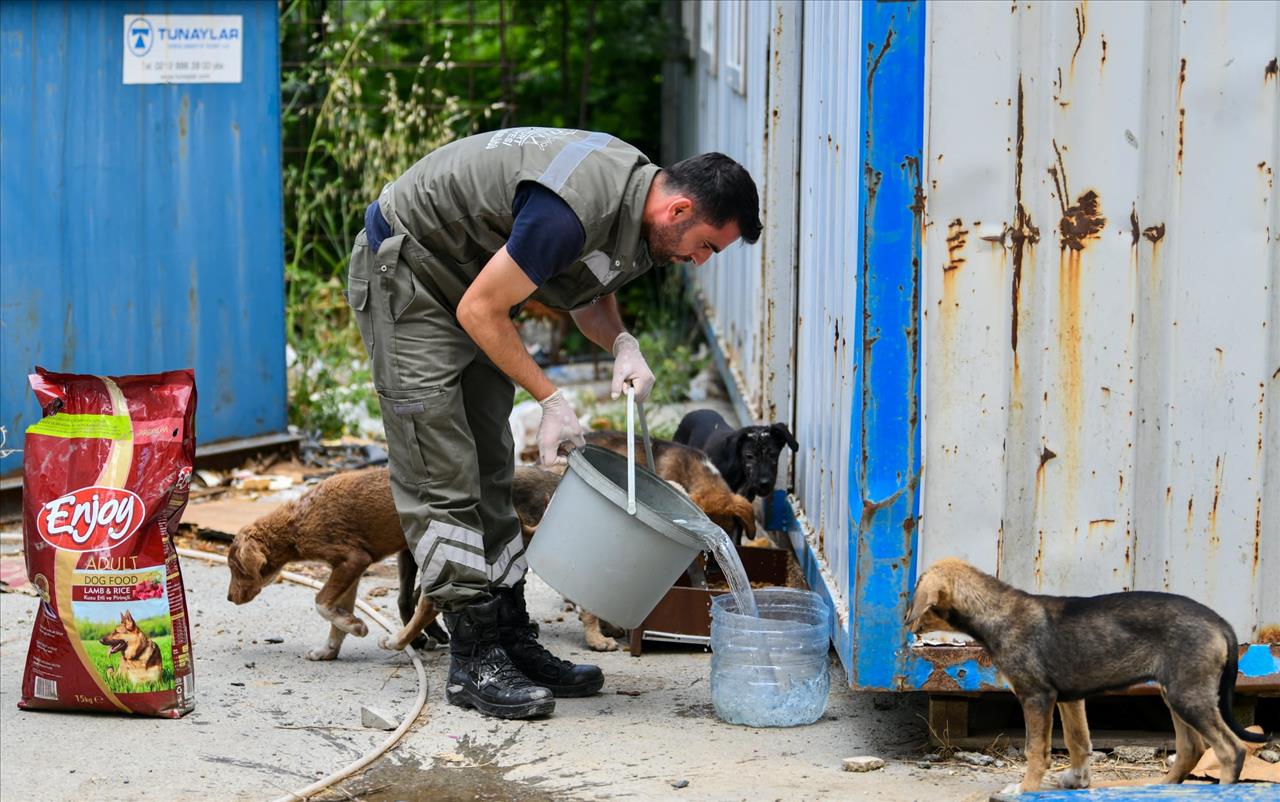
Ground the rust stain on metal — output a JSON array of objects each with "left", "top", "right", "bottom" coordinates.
[
  {"left": 945, "top": 219, "right": 968, "bottom": 272},
  {"left": 1258, "top": 625, "right": 1280, "bottom": 645},
  {"left": 1176, "top": 59, "right": 1187, "bottom": 175},
  {"left": 1049, "top": 139, "right": 1106, "bottom": 251},
  {"left": 1010, "top": 78, "right": 1039, "bottom": 357},
  {"left": 865, "top": 28, "right": 895, "bottom": 97},
  {"left": 1058, "top": 191, "right": 1107, "bottom": 251},
  {"left": 1129, "top": 206, "right": 1140, "bottom": 246},
  {"left": 1071, "top": 3, "right": 1086, "bottom": 69},
  {"left": 1253, "top": 493, "right": 1262, "bottom": 577},
  {"left": 1177, "top": 108, "right": 1186, "bottom": 173},
  {"left": 1100, "top": 35, "right": 1107, "bottom": 70},
  {"left": 1207, "top": 456, "right": 1223, "bottom": 545},
  {"left": 1266, "top": 58, "right": 1278, "bottom": 81},
  {"left": 1057, "top": 243, "right": 1085, "bottom": 466},
  {"left": 1088, "top": 519, "right": 1115, "bottom": 538},
  {"left": 1143, "top": 223, "right": 1166, "bottom": 243}
]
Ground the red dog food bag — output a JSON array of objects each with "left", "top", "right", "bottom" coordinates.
[{"left": 19, "top": 367, "right": 198, "bottom": 717}]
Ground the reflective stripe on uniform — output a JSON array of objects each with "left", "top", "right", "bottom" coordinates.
[
  {"left": 487, "top": 536, "right": 528, "bottom": 587},
  {"left": 416, "top": 520, "right": 487, "bottom": 585},
  {"left": 539, "top": 131, "right": 613, "bottom": 191}
]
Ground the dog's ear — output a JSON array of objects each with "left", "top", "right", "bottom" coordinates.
[
  {"left": 121, "top": 610, "right": 135, "bottom": 627},
  {"left": 229, "top": 533, "right": 268, "bottom": 582},
  {"left": 905, "top": 572, "right": 949, "bottom": 633},
  {"left": 771, "top": 422, "right": 799, "bottom": 452}
]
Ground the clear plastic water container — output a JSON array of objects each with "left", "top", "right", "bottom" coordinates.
[{"left": 710, "top": 588, "right": 831, "bottom": 727}]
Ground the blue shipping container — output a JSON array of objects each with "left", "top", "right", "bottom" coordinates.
[{"left": 0, "top": 0, "right": 286, "bottom": 478}]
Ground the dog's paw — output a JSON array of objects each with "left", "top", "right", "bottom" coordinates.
[
  {"left": 585, "top": 634, "right": 620, "bottom": 651},
  {"left": 306, "top": 645, "right": 340, "bottom": 661},
  {"left": 378, "top": 635, "right": 403, "bottom": 652},
  {"left": 599, "top": 621, "right": 627, "bottom": 639},
  {"left": 333, "top": 614, "right": 368, "bottom": 637},
  {"left": 999, "top": 783, "right": 1022, "bottom": 796},
  {"left": 1055, "top": 767, "right": 1090, "bottom": 789}
]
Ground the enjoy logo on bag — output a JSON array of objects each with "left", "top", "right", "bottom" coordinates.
[
  {"left": 19, "top": 367, "right": 198, "bottom": 718},
  {"left": 36, "top": 486, "right": 144, "bottom": 551}
]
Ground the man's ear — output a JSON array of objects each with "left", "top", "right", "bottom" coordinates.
[
  {"left": 771, "top": 422, "right": 799, "bottom": 451},
  {"left": 667, "top": 196, "right": 694, "bottom": 223}
]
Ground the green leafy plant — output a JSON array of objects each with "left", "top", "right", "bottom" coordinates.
[{"left": 279, "top": 0, "right": 682, "bottom": 436}]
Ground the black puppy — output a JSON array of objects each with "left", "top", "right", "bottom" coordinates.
[{"left": 673, "top": 409, "right": 798, "bottom": 501}]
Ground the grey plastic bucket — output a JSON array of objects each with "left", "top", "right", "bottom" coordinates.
[{"left": 526, "top": 444, "right": 708, "bottom": 629}]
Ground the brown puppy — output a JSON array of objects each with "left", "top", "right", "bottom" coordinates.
[
  {"left": 226, "top": 467, "right": 443, "bottom": 661},
  {"left": 583, "top": 430, "right": 758, "bottom": 542},
  {"left": 907, "top": 558, "right": 1268, "bottom": 793},
  {"left": 100, "top": 610, "right": 164, "bottom": 686}
]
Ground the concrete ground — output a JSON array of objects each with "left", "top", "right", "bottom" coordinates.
[{"left": 1, "top": 532, "right": 1018, "bottom": 802}]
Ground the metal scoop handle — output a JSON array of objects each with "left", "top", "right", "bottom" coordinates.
[{"left": 624, "top": 384, "right": 655, "bottom": 515}]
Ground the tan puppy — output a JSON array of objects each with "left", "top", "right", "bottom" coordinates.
[{"left": 907, "top": 558, "right": 1268, "bottom": 793}]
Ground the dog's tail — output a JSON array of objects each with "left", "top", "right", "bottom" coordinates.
[{"left": 1218, "top": 627, "right": 1268, "bottom": 743}]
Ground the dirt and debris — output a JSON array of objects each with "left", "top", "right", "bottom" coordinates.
[{"left": 843, "top": 756, "right": 886, "bottom": 772}]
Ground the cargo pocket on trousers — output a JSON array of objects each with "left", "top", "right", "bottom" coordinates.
[
  {"left": 345, "top": 278, "right": 374, "bottom": 356},
  {"left": 378, "top": 388, "right": 462, "bottom": 488}
]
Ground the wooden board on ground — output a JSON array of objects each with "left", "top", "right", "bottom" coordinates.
[
  {"left": 1189, "top": 727, "right": 1280, "bottom": 783},
  {"left": 182, "top": 498, "right": 284, "bottom": 541},
  {"left": 947, "top": 730, "right": 1175, "bottom": 752}
]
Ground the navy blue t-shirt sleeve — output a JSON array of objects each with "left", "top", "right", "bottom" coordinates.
[
  {"left": 364, "top": 200, "right": 392, "bottom": 254},
  {"left": 506, "top": 182, "right": 587, "bottom": 286}
]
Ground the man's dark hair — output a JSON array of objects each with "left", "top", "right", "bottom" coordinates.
[{"left": 663, "top": 153, "right": 762, "bottom": 244}]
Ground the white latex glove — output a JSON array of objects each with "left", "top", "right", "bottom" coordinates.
[
  {"left": 537, "top": 389, "right": 586, "bottom": 466},
  {"left": 610, "top": 332, "right": 656, "bottom": 402}
]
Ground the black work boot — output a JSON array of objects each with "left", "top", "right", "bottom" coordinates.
[
  {"left": 496, "top": 582, "right": 605, "bottom": 697},
  {"left": 443, "top": 597, "right": 556, "bottom": 719}
]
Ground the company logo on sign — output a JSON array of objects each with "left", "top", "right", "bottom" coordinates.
[
  {"left": 127, "top": 17, "right": 153, "bottom": 57},
  {"left": 37, "top": 487, "right": 145, "bottom": 552}
]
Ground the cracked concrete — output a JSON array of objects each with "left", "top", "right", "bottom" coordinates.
[{"left": 2, "top": 533, "right": 1012, "bottom": 802}]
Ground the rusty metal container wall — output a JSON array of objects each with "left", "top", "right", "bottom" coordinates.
[
  {"left": 0, "top": 0, "right": 287, "bottom": 475},
  {"left": 685, "top": 0, "right": 771, "bottom": 419},
  {"left": 793, "top": 0, "right": 861, "bottom": 614},
  {"left": 919, "top": 1, "right": 1280, "bottom": 640}
]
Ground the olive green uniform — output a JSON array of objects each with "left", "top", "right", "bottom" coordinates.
[{"left": 346, "top": 127, "right": 659, "bottom": 610}]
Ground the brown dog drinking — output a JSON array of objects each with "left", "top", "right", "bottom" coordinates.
[{"left": 907, "top": 558, "right": 1268, "bottom": 793}]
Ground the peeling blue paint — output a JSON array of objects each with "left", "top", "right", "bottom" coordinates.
[
  {"left": 0, "top": 0, "right": 286, "bottom": 479},
  {"left": 1238, "top": 644, "right": 1279, "bottom": 678},
  {"left": 944, "top": 659, "right": 1000, "bottom": 689},
  {"left": 849, "top": 0, "right": 925, "bottom": 691},
  {"left": 997, "top": 784, "right": 1280, "bottom": 801}
]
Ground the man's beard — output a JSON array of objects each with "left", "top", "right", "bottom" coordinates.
[{"left": 642, "top": 217, "right": 696, "bottom": 265}]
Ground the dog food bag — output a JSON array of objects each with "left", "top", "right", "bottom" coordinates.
[{"left": 19, "top": 367, "right": 198, "bottom": 717}]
